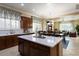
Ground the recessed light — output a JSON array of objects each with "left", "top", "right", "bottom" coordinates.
[
  {"left": 46, "top": 3, "right": 52, "bottom": 6},
  {"left": 21, "top": 3, "right": 24, "bottom": 6},
  {"left": 32, "top": 9, "right": 35, "bottom": 11}
]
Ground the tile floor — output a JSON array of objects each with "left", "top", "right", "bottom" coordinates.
[
  {"left": 63, "top": 37, "right": 79, "bottom": 56},
  {"left": 0, "top": 37, "right": 79, "bottom": 56},
  {"left": 0, "top": 46, "right": 20, "bottom": 56}
]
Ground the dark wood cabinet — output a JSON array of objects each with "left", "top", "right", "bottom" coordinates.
[
  {"left": 28, "top": 18, "right": 32, "bottom": 28},
  {"left": 6, "top": 35, "right": 18, "bottom": 48},
  {"left": 18, "top": 38, "right": 62, "bottom": 56},
  {"left": 6, "top": 36, "right": 14, "bottom": 48},
  {"left": 0, "top": 35, "right": 18, "bottom": 50},
  {"left": 29, "top": 47, "right": 40, "bottom": 56},
  {"left": 23, "top": 41, "right": 30, "bottom": 56},
  {"left": 12, "top": 35, "right": 18, "bottom": 46},
  {"left": 21, "top": 17, "right": 28, "bottom": 29},
  {"left": 18, "top": 37, "right": 63, "bottom": 56},
  {"left": 29, "top": 44, "right": 49, "bottom": 56},
  {"left": 0, "top": 37, "right": 6, "bottom": 50},
  {"left": 21, "top": 16, "right": 32, "bottom": 32},
  {"left": 29, "top": 42, "right": 49, "bottom": 56},
  {"left": 18, "top": 39, "right": 24, "bottom": 55}
]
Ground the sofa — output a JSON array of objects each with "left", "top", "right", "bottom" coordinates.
[{"left": 69, "top": 32, "right": 77, "bottom": 37}]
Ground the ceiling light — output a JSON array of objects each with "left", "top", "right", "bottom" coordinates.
[
  {"left": 46, "top": 3, "right": 52, "bottom": 6},
  {"left": 32, "top": 9, "right": 35, "bottom": 11},
  {"left": 21, "top": 3, "right": 24, "bottom": 6}
]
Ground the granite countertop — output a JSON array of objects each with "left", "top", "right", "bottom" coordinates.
[
  {"left": 0, "top": 33, "right": 26, "bottom": 37},
  {"left": 0, "top": 32, "right": 34, "bottom": 37},
  {"left": 18, "top": 34, "right": 63, "bottom": 48}
]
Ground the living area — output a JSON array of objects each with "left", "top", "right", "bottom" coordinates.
[
  {"left": 52, "top": 14, "right": 79, "bottom": 55},
  {"left": 40, "top": 13, "right": 79, "bottom": 55}
]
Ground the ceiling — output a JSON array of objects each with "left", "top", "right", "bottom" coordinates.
[{"left": 0, "top": 3, "right": 79, "bottom": 19}]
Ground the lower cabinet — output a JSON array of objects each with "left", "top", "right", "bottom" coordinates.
[
  {"left": 23, "top": 41, "right": 30, "bottom": 56},
  {"left": 18, "top": 39, "right": 24, "bottom": 55},
  {"left": 29, "top": 46, "right": 49, "bottom": 56},
  {"left": 30, "top": 47, "right": 40, "bottom": 56},
  {"left": 18, "top": 39, "right": 50, "bottom": 56},
  {"left": 0, "top": 37, "right": 6, "bottom": 50},
  {"left": 18, "top": 38, "right": 62, "bottom": 56},
  {"left": 29, "top": 42, "right": 49, "bottom": 56},
  {"left": 0, "top": 35, "right": 18, "bottom": 50},
  {"left": 6, "top": 36, "right": 13, "bottom": 48},
  {"left": 6, "top": 35, "right": 18, "bottom": 48}
]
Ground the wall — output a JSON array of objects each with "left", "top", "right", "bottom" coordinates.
[
  {"left": 70, "top": 19, "right": 79, "bottom": 26},
  {"left": 52, "top": 18, "right": 60, "bottom": 30},
  {"left": 54, "top": 21, "right": 60, "bottom": 30}
]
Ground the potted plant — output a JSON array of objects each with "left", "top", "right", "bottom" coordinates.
[{"left": 75, "top": 25, "right": 79, "bottom": 35}]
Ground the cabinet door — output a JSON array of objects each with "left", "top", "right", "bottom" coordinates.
[
  {"left": 29, "top": 42, "right": 49, "bottom": 56},
  {"left": 29, "top": 46, "right": 49, "bottom": 56},
  {"left": 30, "top": 47, "right": 40, "bottom": 56},
  {"left": 20, "top": 18, "right": 23, "bottom": 29},
  {"left": 0, "top": 37, "right": 6, "bottom": 50},
  {"left": 6, "top": 36, "right": 14, "bottom": 48},
  {"left": 29, "top": 19, "right": 32, "bottom": 28},
  {"left": 12, "top": 35, "right": 18, "bottom": 46},
  {"left": 21, "top": 16, "right": 32, "bottom": 30},
  {"left": 18, "top": 39, "right": 24, "bottom": 55},
  {"left": 23, "top": 41, "right": 30, "bottom": 56},
  {"left": 21, "top": 17, "right": 28, "bottom": 29}
]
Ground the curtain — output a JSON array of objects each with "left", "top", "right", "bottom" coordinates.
[
  {"left": 0, "top": 6, "right": 22, "bottom": 34},
  {"left": 0, "top": 6, "right": 21, "bottom": 20},
  {"left": 32, "top": 16, "right": 42, "bottom": 32},
  {"left": 60, "top": 22, "right": 74, "bottom": 32}
]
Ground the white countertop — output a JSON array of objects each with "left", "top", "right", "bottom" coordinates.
[
  {"left": 18, "top": 34, "right": 63, "bottom": 48},
  {"left": 0, "top": 33, "right": 25, "bottom": 37}
]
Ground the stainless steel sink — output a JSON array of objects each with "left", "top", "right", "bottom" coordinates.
[{"left": 33, "top": 36, "right": 46, "bottom": 39}]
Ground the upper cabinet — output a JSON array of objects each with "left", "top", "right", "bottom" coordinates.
[
  {"left": 20, "top": 16, "right": 32, "bottom": 30},
  {"left": 28, "top": 17, "right": 32, "bottom": 28}
]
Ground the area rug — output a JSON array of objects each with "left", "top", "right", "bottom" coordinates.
[{"left": 62, "top": 38, "right": 69, "bottom": 49}]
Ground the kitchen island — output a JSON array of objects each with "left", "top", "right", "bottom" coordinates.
[{"left": 18, "top": 34, "right": 63, "bottom": 56}]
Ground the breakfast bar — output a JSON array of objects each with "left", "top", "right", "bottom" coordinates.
[{"left": 18, "top": 34, "right": 63, "bottom": 56}]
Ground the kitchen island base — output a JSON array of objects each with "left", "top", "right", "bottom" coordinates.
[{"left": 18, "top": 38, "right": 63, "bottom": 56}]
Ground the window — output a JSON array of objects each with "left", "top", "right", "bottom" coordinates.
[
  {"left": 0, "top": 18, "right": 5, "bottom": 30},
  {"left": 5, "top": 19, "right": 10, "bottom": 30},
  {"left": 15, "top": 20, "right": 20, "bottom": 29},
  {"left": 0, "top": 19, "right": 20, "bottom": 30},
  {"left": 33, "top": 23, "right": 42, "bottom": 32},
  {"left": 60, "top": 22, "right": 74, "bottom": 32},
  {"left": 32, "top": 16, "right": 42, "bottom": 32},
  {"left": 11, "top": 20, "right": 16, "bottom": 30},
  {"left": 0, "top": 7, "right": 21, "bottom": 31}
]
